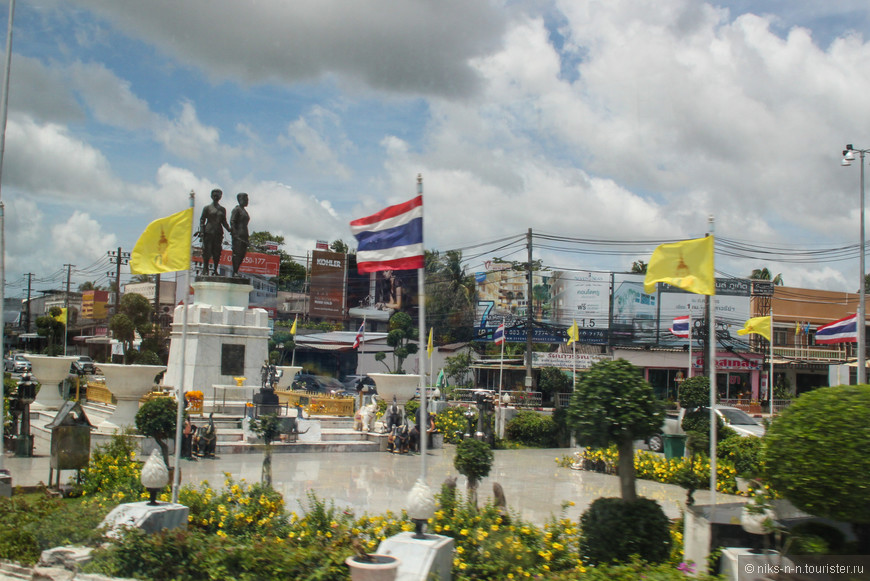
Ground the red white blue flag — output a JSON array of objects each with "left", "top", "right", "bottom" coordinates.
[
  {"left": 494, "top": 323, "right": 506, "bottom": 346},
  {"left": 350, "top": 195, "right": 423, "bottom": 273},
  {"left": 669, "top": 316, "right": 690, "bottom": 339},
  {"left": 814, "top": 314, "right": 858, "bottom": 344},
  {"left": 353, "top": 321, "right": 366, "bottom": 349}
]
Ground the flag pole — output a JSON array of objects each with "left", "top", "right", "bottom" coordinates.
[
  {"left": 687, "top": 304, "right": 693, "bottom": 378},
  {"left": 769, "top": 308, "right": 774, "bottom": 414},
  {"left": 171, "top": 191, "right": 195, "bottom": 503},
  {"left": 497, "top": 317, "right": 505, "bottom": 436},
  {"left": 416, "top": 175, "right": 428, "bottom": 481},
  {"left": 291, "top": 314, "right": 298, "bottom": 366},
  {"left": 707, "top": 217, "right": 717, "bottom": 514}
]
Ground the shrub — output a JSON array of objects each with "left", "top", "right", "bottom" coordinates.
[
  {"left": 762, "top": 385, "right": 870, "bottom": 553},
  {"left": 0, "top": 491, "right": 106, "bottom": 566},
  {"left": 505, "top": 410, "right": 560, "bottom": 448},
  {"left": 717, "top": 435, "right": 763, "bottom": 478},
  {"left": 135, "top": 395, "right": 178, "bottom": 468},
  {"left": 454, "top": 438, "right": 493, "bottom": 507},
  {"left": 579, "top": 497, "right": 672, "bottom": 565},
  {"left": 436, "top": 406, "right": 471, "bottom": 443},
  {"left": 76, "top": 432, "right": 146, "bottom": 502}
]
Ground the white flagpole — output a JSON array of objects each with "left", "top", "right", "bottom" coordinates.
[
  {"left": 0, "top": 0, "right": 16, "bottom": 474},
  {"left": 571, "top": 329, "right": 576, "bottom": 388},
  {"left": 416, "top": 175, "right": 428, "bottom": 481},
  {"left": 497, "top": 318, "right": 505, "bottom": 436},
  {"left": 429, "top": 329, "right": 434, "bottom": 387},
  {"left": 687, "top": 304, "right": 693, "bottom": 378},
  {"left": 707, "top": 218, "right": 717, "bottom": 513},
  {"left": 172, "top": 191, "right": 195, "bottom": 503}
]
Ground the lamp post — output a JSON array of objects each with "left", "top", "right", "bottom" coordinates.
[{"left": 842, "top": 144, "right": 867, "bottom": 384}]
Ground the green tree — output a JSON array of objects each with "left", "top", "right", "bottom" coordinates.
[
  {"left": 537, "top": 367, "right": 571, "bottom": 405},
  {"left": 425, "top": 250, "right": 476, "bottom": 344},
  {"left": 376, "top": 312, "right": 418, "bottom": 373},
  {"left": 453, "top": 438, "right": 494, "bottom": 508},
  {"left": 134, "top": 396, "right": 177, "bottom": 469},
  {"left": 444, "top": 351, "right": 474, "bottom": 387},
  {"left": 566, "top": 359, "right": 664, "bottom": 502},
  {"left": 762, "top": 385, "right": 870, "bottom": 553},
  {"left": 35, "top": 307, "right": 65, "bottom": 355},
  {"left": 109, "top": 293, "right": 154, "bottom": 363},
  {"left": 249, "top": 414, "right": 282, "bottom": 487},
  {"left": 330, "top": 239, "right": 350, "bottom": 254},
  {"left": 631, "top": 260, "right": 647, "bottom": 274},
  {"left": 249, "top": 231, "right": 307, "bottom": 291},
  {"left": 749, "top": 267, "right": 783, "bottom": 285},
  {"left": 108, "top": 314, "right": 135, "bottom": 363}
]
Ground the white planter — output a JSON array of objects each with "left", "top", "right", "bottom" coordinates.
[
  {"left": 368, "top": 374, "right": 420, "bottom": 405},
  {"left": 345, "top": 555, "right": 400, "bottom": 581},
  {"left": 740, "top": 504, "right": 776, "bottom": 536},
  {"left": 98, "top": 363, "right": 167, "bottom": 433},
  {"left": 25, "top": 355, "right": 78, "bottom": 409},
  {"left": 275, "top": 366, "right": 302, "bottom": 390}
]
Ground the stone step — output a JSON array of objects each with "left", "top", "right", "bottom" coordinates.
[{"left": 216, "top": 439, "right": 381, "bottom": 454}]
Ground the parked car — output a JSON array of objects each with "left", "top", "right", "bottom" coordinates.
[
  {"left": 71, "top": 356, "right": 96, "bottom": 375},
  {"left": 342, "top": 374, "right": 377, "bottom": 393},
  {"left": 292, "top": 374, "right": 346, "bottom": 395},
  {"left": 4, "top": 354, "right": 31, "bottom": 374},
  {"left": 646, "top": 405, "right": 765, "bottom": 453}
]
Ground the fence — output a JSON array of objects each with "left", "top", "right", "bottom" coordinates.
[{"left": 451, "top": 388, "right": 542, "bottom": 408}]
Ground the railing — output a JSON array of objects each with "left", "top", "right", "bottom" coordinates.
[
  {"left": 274, "top": 390, "right": 355, "bottom": 417},
  {"left": 772, "top": 345, "right": 847, "bottom": 361},
  {"left": 719, "top": 398, "right": 793, "bottom": 415},
  {"left": 211, "top": 385, "right": 257, "bottom": 413},
  {"left": 451, "top": 388, "right": 543, "bottom": 408},
  {"left": 85, "top": 379, "right": 114, "bottom": 405},
  {"left": 557, "top": 392, "right": 572, "bottom": 408}
]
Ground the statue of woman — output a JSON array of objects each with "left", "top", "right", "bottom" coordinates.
[{"left": 230, "top": 192, "right": 250, "bottom": 277}]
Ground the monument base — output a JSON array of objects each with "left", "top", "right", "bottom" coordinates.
[
  {"left": 100, "top": 501, "right": 189, "bottom": 538},
  {"left": 377, "top": 531, "right": 454, "bottom": 581}
]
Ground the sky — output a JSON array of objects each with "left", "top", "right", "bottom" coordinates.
[{"left": 2, "top": 0, "right": 870, "bottom": 298}]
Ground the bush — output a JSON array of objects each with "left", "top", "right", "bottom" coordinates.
[
  {"left": 435, "top": 406, "right": 471, "bottom": 443},
  {"left": 579, "top": 497, "right": 673, "bottom": 565},
  {"left": 0, "top": 491, "right": 106, "bottom": 566},
  {"left": 135, "top": 395, "right": 178, "bottom": 467},
  {"left": 717, "top": 435, "right": 763, "bottom": 478},
  {"left": 76, "top": 432, "right": 146, "bottom": 502},
  {"left": 505, "top": 411, "right": 560, "bottom": 448}
]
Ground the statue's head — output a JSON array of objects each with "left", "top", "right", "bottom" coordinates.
[
  {"left": 237, "top": 192, "right": 248, "bottom": 205},
  {"left": 211, "top": 188, "right": 223, "bottom": 202}
]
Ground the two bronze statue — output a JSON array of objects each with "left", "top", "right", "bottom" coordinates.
[{"left": 198, "top": 188, "right": 250, "bottom": 277}]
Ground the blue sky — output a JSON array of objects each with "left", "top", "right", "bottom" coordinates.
[{"left": 2, "top": 0, "right": 870, "bottom": 297}]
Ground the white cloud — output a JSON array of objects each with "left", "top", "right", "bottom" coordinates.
[
  {"left": 281, "top": 107, "right": 353, "bottom": 180},
  {"left": 67, "top": 61, "right": 155, "bottom": 130}
]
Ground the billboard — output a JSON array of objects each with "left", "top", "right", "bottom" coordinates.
[
  {"left": 192, "top": 249, "right": 280, "bottom": 276},
  {"left": 309, "top": 250, "right": 347, "bottom": 318},
  {"left": 81, "top": 290, "right": 109, "bottom": 319}
]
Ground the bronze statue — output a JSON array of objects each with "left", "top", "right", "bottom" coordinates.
[
  {"left": 198, "top": 189, "right": 230, "bottom": 275},
  {"left": 230, "top": 192, "right": 250, "bottom": 277},
  {"left": 194, "top": 413, "right": 217, "bottom": 458}
]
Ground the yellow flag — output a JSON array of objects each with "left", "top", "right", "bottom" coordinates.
[
  {"left": 290, "top": 315, "right": 298, "bottom": 336},
  {"left": 643, "top": 236, "right": 715, "bottom": 295},
  {"left": 427, "top": 327, "right": 434, "bottom": 358},
  {"left": 567, "top": 320, "right": 578, "bottom": 345},
  {"left": 737, "top": 316, "right": 771, "bottom": 341},
  {"left": 54, "top": 308, "right": 67, "bottom": 325},
  {"left": 130, "top": 207, "right": 194, "bottom": 274}
]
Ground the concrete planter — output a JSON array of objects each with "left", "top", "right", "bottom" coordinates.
[{"left": 345, "top": 555, "right": 400, "bottom": 581}]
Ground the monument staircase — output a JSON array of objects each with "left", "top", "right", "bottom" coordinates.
[{"left": 27, "top": 398, "right": 386, "bottom": 456}]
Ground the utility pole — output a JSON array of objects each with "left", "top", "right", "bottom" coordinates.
[
  {"left": 23, "top": 272, "right": 32, "bottom": 332},
  {"left": 107, "top": 247, "right": 130, "bottom": 317},
  {"left": 63, "top": 263, "right": 73, "bottom": 355},
  {"left": 525, "top": 228, "right": 534, "bottom": 389}
]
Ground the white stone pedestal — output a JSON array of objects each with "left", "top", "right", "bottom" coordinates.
[
  {"left": 163, "top": 280, "right": 270, "bottom": 401},
  {"left": 25, "top": 355, "right": 77, "bottom": 410},
  {"left": 377, "top": 532, "right": 454, "bottom": 581},
  {"left": 101, "top": 501, "right": 189, "bottom": 538}
]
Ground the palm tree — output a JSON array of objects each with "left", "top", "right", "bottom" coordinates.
[
  {"left": 749, "top": 267, "right": 783, "bottom": 285},
  {"left": 631, "top": 260, "right": 647, "bottom": 274}
]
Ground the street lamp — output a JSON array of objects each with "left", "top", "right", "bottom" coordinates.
[{"left": 842, "top": 144, "right": 867, "bottom": 384}]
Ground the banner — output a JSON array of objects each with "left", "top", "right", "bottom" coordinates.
[
  {"left": 192, "top": 249, "right": 280, "bottom": 276},
  {"left": 309, "top": 250, "right": 347, "bottom": 318}
]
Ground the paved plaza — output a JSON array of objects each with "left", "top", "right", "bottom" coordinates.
[{"left": 1, "top": 446, "right": 741, "bottom": 526}]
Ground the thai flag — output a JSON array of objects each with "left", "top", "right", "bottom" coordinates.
[
  {"left": 350, "top": 195, "right": 423, "bottom": 273},
  {"left": 815, "top": 314, "right": 858, "bottom": 344},
  {"left": 669, "top": 316, "right": 690, "bottom": 338},
  {"left": 353, "top": 321, "right": 365, "bottom": 349},
  {"left": 494, "top": 323, "right": 506, "bottom": 346}
]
